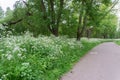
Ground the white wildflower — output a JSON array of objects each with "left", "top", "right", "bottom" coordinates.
[
  {"left": 17, "top": 53, "right": 22, "bottom": 57},
  {"left": 22, "top": 62, "right": 30, "bottom": 67},
  {"left": 13, "top": 46, "right": 20, "bottom": 53},
  {"left": 6, "top": 54, "right": 13, "bottom": 60},
  {"left": 62, "top": 20, "right": 67, "bottom": 24},
  {"left": 20, "top": 55, "right": 26, "bottom": 59},
  {"left": 0, "top": 49, "right": 3, "bottom": 52},
  {"left": 2, "top": 74, "right": 6, "bottom": 77},
  {"left": 21, "top": 48, "right": 27, "bottom": 52}
]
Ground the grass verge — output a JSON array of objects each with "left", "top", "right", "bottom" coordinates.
[
  {"left": 0, "top": 35, "right": 102, "bottom": 80},
  {"left": 115, "top": 40, "right": 120, "bottom": 45}
]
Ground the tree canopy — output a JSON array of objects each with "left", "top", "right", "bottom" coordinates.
[{"left": 0, "top": 0, "right": 119, "bottom": 40}]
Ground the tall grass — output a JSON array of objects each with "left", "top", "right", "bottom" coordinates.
[{"left": 0, "top": 33, "right": 102, "bottom": 80}]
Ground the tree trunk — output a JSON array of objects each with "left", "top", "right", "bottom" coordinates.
[
  {"left": 52, "top": 27, "right": 59, "bottom": 36},
  {"left": 48, "top": 0, "right": 64, "bottom": 36},
  {"left": 77, "top": 15, "right": 81, "bottom": 40},
  {"left": 55, "top": 0, "right": 64, "bottom": 36},
  {"left": 86, "top": 28, "right": 91, "bottom": 39},
  {"left": 77, "top": 12, "right": 87, "bottom": 41},
  {"left": 77, "top": 5, "right": 83, "bottom": 41}
]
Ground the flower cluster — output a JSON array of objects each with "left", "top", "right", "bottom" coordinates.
[{"left": 0, "top": 33, "right": 101, "bottom": 80}]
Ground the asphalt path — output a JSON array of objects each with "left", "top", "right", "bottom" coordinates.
[{"left": 61, "top": 42, "right": 120, "bottom": 80}]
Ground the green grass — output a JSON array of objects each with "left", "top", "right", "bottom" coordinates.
[
  {"left": 0, "top": 34, "right": 102, "bottom": 80},
  {"left": 115, "top": 39, "right": 120, "bottom": 45}
]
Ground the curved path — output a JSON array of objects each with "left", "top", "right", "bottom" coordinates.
[{"left": 61, "top": 42, "right": 120, "bottom": 80}]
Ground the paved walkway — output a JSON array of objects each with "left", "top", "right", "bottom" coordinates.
[{"left": 61, "top": 42, "right": 120, "bottom": 80}]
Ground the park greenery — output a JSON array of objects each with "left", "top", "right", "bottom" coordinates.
[
  {"left": 0, "top": 33, "right": 103, "bottom": 80},
  {"left": 0, "top": 0, "right": 120, "bottom": 80},
  {"left": 0, "top": 0, "right": 119, "bottom": 39}
]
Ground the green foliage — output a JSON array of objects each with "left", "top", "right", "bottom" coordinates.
[
  {"left": 0, "top": 7, "right": 13, "bottom": 24},
  {"left": 0, "top": 6, "right": 4, "bottom": 19},
  {"left": 0, "top": 33, "right": 101, "bottom": 80},
  {"left": 115, "top": 40, "right": 120, "bottom": 46},
  {"left": 92, "top": 13, "right": 117, "bottom": 38},
  {"left": 0, "top": 0, "right": 118, "bottom": 38}
]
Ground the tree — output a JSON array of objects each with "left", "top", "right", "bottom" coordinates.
[
  {"left": 32, "top": 0, "right": 64, "bottom": 36},
  {"left": 0, "top": 6, "right": 4, "bottom": 19},
  {"left": 4, "top": 0, "right": 65, "bottom": 36},
  {"left": 74, "top": 0, "right": 118, "bottom": 40},
  {"left": 0, "top": 0, "right": 118, "bottom": 39}
]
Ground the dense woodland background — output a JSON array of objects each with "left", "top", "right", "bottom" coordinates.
[{"left": 0, "top": 0, "right": 119, "bottom": 40}]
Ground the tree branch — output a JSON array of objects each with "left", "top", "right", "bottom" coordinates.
[
  {"left": 2, "top": 19, "right": 23, "bottom": 26},
  {"left": 99, "top": 0, "right": 119, "bottom": 21},
  {"left": 56, "top": 0, "right": 64, "bottom": 27}
]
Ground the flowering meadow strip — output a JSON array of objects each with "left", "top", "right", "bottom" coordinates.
[{"left": 0, "top": 34, "right": 101, "bottom": 80}]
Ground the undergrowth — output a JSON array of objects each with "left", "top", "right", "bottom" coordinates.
[{"left": 0, "top": 33, "right": 102, "bottom": 80}]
